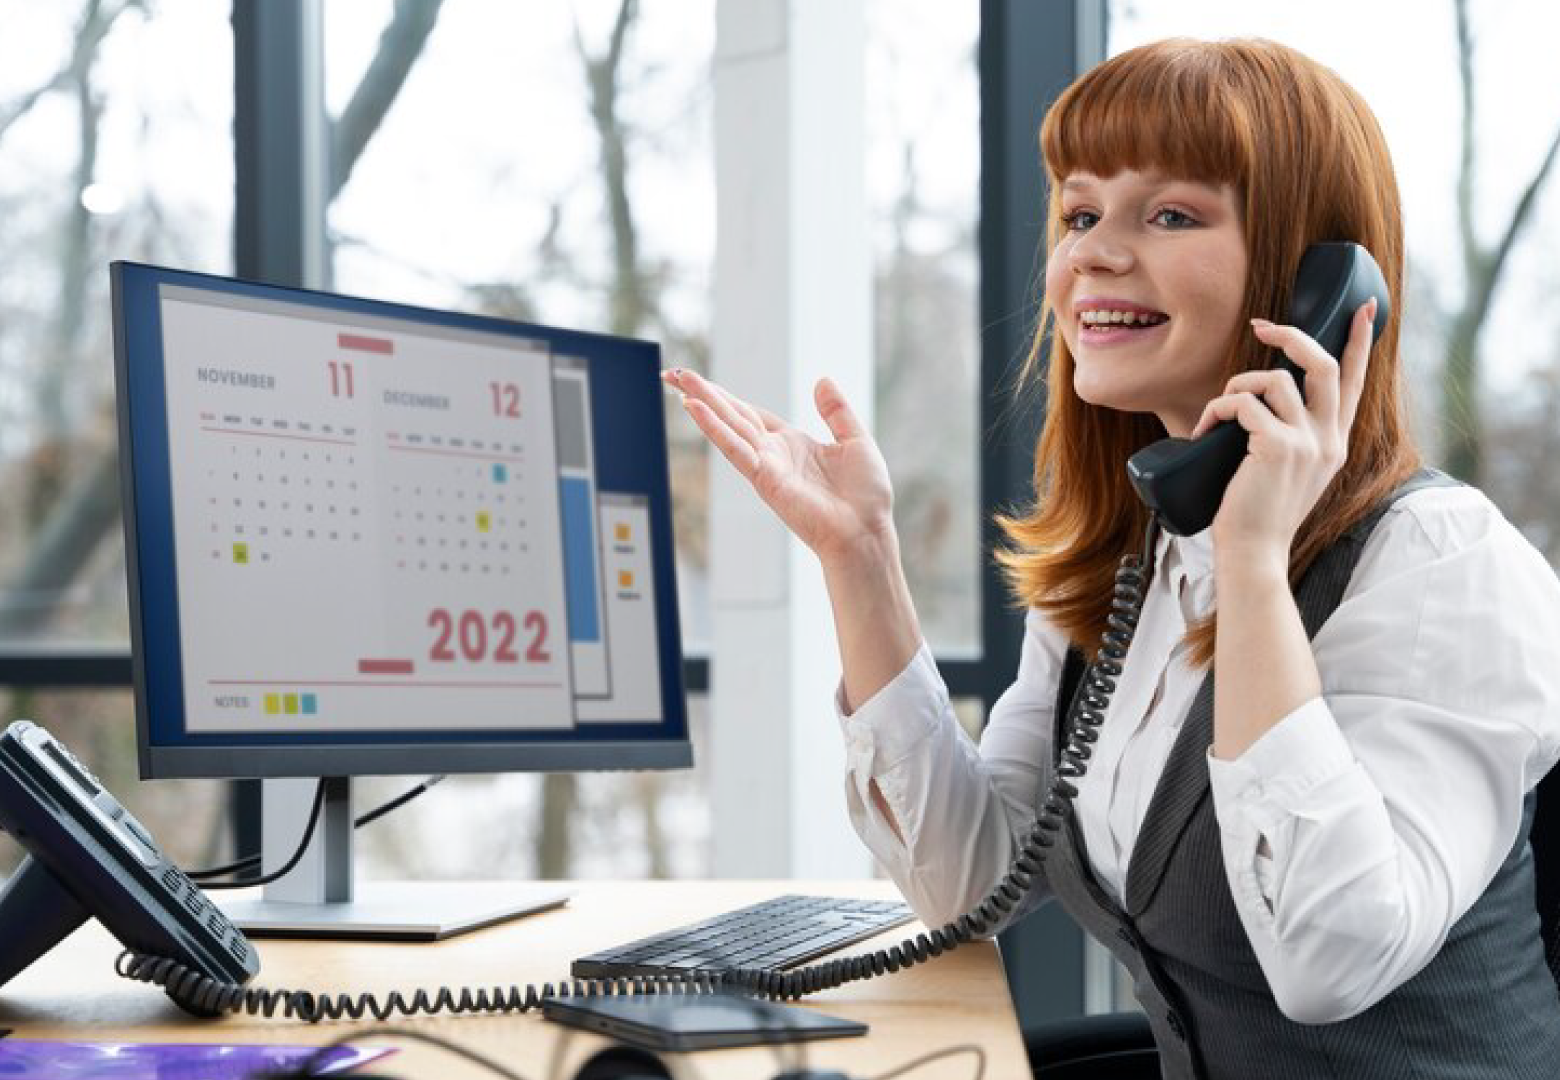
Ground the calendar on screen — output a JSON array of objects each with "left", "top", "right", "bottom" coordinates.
[{"left": 157, "top": 290, "right": 661, "bottom": 734}]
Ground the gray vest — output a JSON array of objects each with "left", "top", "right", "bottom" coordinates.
[{"left": 1042, "top": 470, "right": 1560, "bottom": 1079}]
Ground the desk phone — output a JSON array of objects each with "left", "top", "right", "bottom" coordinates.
[{"left": 0, "top": 720, "right": 259, "bottom": 1015}]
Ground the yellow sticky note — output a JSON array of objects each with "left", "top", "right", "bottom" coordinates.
[
  {"left": 614, "top": 523, "right": 631, "bottom": 542},
  {"left": 264, "top": 694, "right": 281, "bottom": 715},
  {"left": 233, "top": 542, "right": 249, "bottom": 564},
  {"left": 476, "top": 511, "right": 491, "bottom": 533},
  {"left": 618, "top": 570, "right": 634, "bottom": 588},
  {"left": 284, "top": 693, "right": 299, "bottom": 715}
]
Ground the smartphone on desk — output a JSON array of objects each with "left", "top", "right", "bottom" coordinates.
[{"left": 543, "top": 992, "right": 867, "bottom": 1052}]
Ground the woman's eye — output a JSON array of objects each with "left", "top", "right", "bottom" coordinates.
[
  {"left": 1061, "top": 210, "right": 1098, "bottom": 231},
  {"left": 1152, "top": 207, "right": 1199, "bottom": 229}
]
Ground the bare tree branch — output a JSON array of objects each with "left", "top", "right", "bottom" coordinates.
[
  {"left": 0, "top": 0, "right": 125, "bottom": 145},
  {"left": 0, "top": 74, "right": 69, "bottom": 145},
  {"left": 606, "top": 0, "right": 635, "bottom": 73},
  {"left": 1454, "top": 0, "right": 1477, "bottom": 278},
  {"left": 1439, "top": 0, "right": 1560, "bottom": 485},
  {"left": 330, "top": 0, "right": 445, "bottom": 201},
  {"left": 576, "top": 0, "right": 649, "bottom": 336},
  {"left": 1481, "top": 121, "right": 1560, "bottom": 315}
]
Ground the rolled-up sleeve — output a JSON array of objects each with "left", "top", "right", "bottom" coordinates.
[
  {"left": 1208, "top": 489, "right": 1560, "bottom": 1024},
  {"left": 838, "top": 608, "right": 1070, "bottom": 929}
]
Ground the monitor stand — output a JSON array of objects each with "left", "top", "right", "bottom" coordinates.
[{"left": 215, "top": 777, "right": 571, "bottom": 941}]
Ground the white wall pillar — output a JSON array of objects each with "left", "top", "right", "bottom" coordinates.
[{"left": 709, "top": 0, "right": 872, "bottom": 878}]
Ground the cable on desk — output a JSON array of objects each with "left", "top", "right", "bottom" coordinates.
[
  {"left": 115, "top": 950, "right": 724, "bottom": 1022},
  {"left": 868, "top": 1044, "right": 986, "bottom": 1080},
  {"left": 261, "top": 1025, "right": 533, "bottom": 1080}
]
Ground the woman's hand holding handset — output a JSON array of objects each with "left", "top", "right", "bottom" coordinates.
[{"left": 665, "top": 368, "right": 922, "bottom": 714}]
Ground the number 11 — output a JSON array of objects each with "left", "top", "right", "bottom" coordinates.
[{"left": 329, "top": 360, "right": 355, "bottom": 398}]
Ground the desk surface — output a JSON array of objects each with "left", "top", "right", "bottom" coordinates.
[{"left": 0, "top": 880, "right": 1029, "bottom": 1079}]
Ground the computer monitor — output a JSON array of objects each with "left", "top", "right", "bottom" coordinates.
[{"left": 110, "top": 261, "right": 690, "bottom": 938}]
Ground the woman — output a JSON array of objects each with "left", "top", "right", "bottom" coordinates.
[{"left": 666, "top": 39, "right": 1560, "bottom": 1079}]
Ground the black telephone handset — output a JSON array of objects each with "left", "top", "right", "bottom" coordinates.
[
  {"left": 1126, "top": 242, "right": 1392, "bottom": 536},
  {"left": 0, "top": 720, "right": 259, "bottom": 1015}
]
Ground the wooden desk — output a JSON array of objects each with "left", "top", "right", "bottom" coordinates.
[{"left": 0, "top": 880, "right": 1029, "bottom": 1079}]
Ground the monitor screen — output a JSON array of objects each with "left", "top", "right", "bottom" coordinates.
[{"left": 111, "top": 262, "right": 690, "bottom": 779}]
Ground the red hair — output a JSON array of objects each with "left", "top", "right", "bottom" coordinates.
[{"left": 995, "top": 38, "right": 1421, "bottom": 666}]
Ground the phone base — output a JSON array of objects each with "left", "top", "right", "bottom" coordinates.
[
  {"left": 215, "top": 880, "right": 572, "bottom": 941},
  {"left": 0, "top": 856, "right": 90, "bottom": 989}
]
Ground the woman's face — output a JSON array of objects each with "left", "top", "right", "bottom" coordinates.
[{"left": 1045, "top": 169, "right": 1249, "bottom": 437}]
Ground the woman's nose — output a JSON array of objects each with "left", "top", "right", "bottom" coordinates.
[{"left": 1068, "top": 222, "right": 1134, "bottom": 276}]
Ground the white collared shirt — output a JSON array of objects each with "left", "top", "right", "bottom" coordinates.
[{"left": 837, "top": 483, "right": 1560, "bottom": 1023}]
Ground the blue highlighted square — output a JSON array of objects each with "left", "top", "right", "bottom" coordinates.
[
  {"left": 492, "top": 463, "right": 508, "bottom": 483},
  {"left": 301, "top": 693, "right": 318, "bottom": 715}
]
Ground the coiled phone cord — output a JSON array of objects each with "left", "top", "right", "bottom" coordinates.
[{"left": 117, "top": 517, "right": 1161, "bottom": 1022}]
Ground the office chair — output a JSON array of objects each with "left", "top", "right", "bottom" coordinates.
[
  {"left": 1023, "top": 765, "right": 1560, "bottom": 1079},
  {"left": 1024, "top": 1010, "right": 1159, "bottom": 1079}
]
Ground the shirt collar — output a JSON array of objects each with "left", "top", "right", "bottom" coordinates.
[{"left": 1153, "top": 522, "right": 1216, "bottom": 586}]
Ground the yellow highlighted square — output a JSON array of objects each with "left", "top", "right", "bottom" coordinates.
[
  {"left": 618, "top": 570, "right": 634, "bottom": 588},
  {"left": 264, "top": 694, "right": 281, "bottom": 715},
  {"left": 476, "top": 511, "right": 491, "bottom": 533},
  {"left": 232, "top": 542, "right": 249, "bottom": 564},
  {"left": 284, "top": 693, "right": 299, "bottom": 715},
  {"left": 614, "top": 523, "right": 631, "bottom": 542}
]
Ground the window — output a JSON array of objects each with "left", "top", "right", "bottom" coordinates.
[
  {"left": 866, "top": 0, "right": 982, "bottom": 657},
  {"left": 0, "top": 0, "right": 231, "bottom": 645}
]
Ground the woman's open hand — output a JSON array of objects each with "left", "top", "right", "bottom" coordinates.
[{"left": 665, "top": 368, "right": 895, "bottom": 569}]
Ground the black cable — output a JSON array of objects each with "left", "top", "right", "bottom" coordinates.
[
  {"left": 119, "top": 520, "right": 1161, "bottom": 1021},
  {"left": 868, "top": 1044, "right": 986, "bottom": 1080},
  {"left": 194, "top": 780, "right": 326, "bottom": 890},
  {"left": 115, "top": 950, "right": 726, "bottom": 1021},
  {"left": 355, "top": 776, "right": 446, "bottom": 828},
  {"left": 187, "top": 776, "right": 445, "bottom": 885}
]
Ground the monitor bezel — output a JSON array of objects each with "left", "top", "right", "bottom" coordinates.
[{"left": 111, "top": 261, "right": 692, "bottom": 779}]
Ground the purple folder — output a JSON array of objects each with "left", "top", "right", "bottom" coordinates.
[{"left": 0, "top": 1037, "right": 392, "bottom": 1078}]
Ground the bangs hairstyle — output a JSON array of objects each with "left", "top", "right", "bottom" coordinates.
[{"left": 996, "top": 38, "right": 1421, "bottom": 668}]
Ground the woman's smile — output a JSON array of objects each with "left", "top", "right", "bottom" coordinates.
[{"left": 1076, "top": 299, "right": 1172, "bottom": 346}]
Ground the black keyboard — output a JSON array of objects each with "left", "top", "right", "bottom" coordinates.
[{"left": 571, "top": 894, "right": 915, "bottom": 978}]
